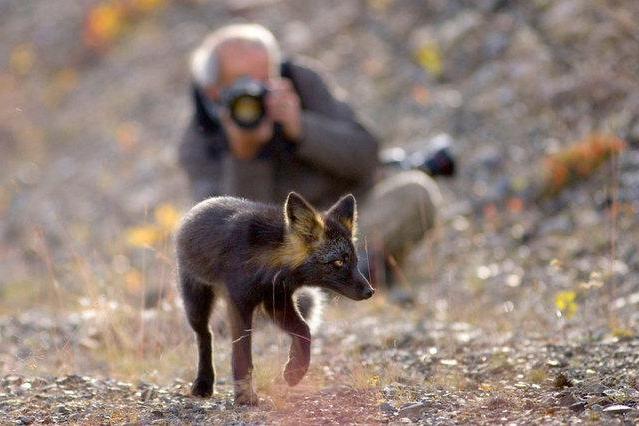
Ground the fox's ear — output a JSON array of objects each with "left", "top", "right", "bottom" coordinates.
[
  {"left": 284, "top": 192, "right": 325, "bottom": 242},
  {"left": 327, "top": 194, "right": 357, "bottom": 235}
]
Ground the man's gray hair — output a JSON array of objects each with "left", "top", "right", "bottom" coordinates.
[{"left": 190, "top": 24, "right": 281, "bottom": 88}]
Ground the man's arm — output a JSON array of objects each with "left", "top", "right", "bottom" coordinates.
[
  {"left": 291, "top": 62, "right": 380, "bottom": 181},
  {"left": 178, "top": 121, "right": 275, "bottom": 202}
]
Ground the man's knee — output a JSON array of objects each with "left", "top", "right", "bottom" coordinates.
[{"left": 360, "top": 170, "right": 441, "bottom": 255}]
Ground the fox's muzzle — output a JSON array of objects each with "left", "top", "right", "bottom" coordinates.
[{"left": 349, "top": 270, "right": 375, "bottom": 301}]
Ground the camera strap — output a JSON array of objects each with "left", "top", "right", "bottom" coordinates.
[{"left": 192, "top": 84, "right": 222, "bottom": 132}]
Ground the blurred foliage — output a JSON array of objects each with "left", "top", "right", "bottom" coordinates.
[
  {"left": 415, "top": 42, "right": 443, "bottom": 78},
  {"left": 368, "top": 375, "right": 381, "bottom": 387},
  {"left": 542, "top": 134, "right": 626, "bottom": 197},
  {"left": 125, "top": 203, "right": 180, "bottom": 248},
  {"left": 154, "top": 203, "right": 181, "bottom": 230},
  {"left": 555, "top": 290, "right": 578, "bottom": 319},
  {"left": 126, "top": 225, "right": 161, "bottom": 247},
  {"left": 611, "top": 327, "right": 635, "bottom": 340},
  {"left": 84, "top": 0, "right": 167, "bottom": 50},
  {"left": 9, "top": 44, "right": 36, "bottom": 76},
  {"left": 124, "top": 269, "right": 144, "bottom": 293}
]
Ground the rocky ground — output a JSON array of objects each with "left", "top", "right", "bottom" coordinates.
[
  {"left": 2, "top": 0, "right": 639, "bottom": 424},
  {"left": 2, "top": 314, "right": 639, "bottom": 424}
]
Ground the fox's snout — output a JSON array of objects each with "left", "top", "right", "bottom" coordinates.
[
  {"left": 349, "top": 270, "right": 375, "bottom": 301},
  {"left": 360, "top": 285, "right": 375, "bottom": 300}
]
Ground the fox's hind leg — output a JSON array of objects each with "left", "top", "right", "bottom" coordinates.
[
  {"left": 263, "top": 289, "right": 311, "bottom": 387},
  {"left": 180, "top": 270, "right": 216, "bottom": 397}
]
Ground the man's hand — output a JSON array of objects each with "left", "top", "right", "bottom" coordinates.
[
  {"left": 221, "top": 111, "right": 273, "bottom": 160},
  {"left": 267, "top": 78, "right": 302, "bottom": 141}
]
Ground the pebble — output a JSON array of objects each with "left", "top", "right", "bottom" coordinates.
[
  {"left": 569, "top": 401, "right": 586, "bottom": 413},
  {"left": 397, "top": 402, "right": 426, "bottom": 420},
  {"left": 379, "top": 402, "right": 396, "bottom": 414},
  {"left": 603, "top": 405, "right": 634, "bottom": 414}
]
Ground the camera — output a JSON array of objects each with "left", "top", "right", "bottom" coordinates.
[
  {"left": 380, "top": 133, "right": 456, "bottom": 177},
  {"left": 220, "top": 77, "right": 268, "bottom": 129}
]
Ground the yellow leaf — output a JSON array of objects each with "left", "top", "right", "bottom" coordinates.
[
  {"left": 10, "top": 44, "right": 35, "bottom": 75},
  {"left": 126, "top": 225, "right": 160, "bottom": 247},
  {"left": 133, "top": 0, "right": 166, "bottom": 12},
  {"left": 612, "top": 327, "right": 635, "bottom": 339},
  {"left": 367, "top": 375, "right": 380, "bottom": 387},
  {"left": 125, "top": 269, "right": 143, "bottom": 292},
  {"left": 415, "top": 42, "right": 443, "bottom": 77},
  {"left": 555, "top": 291, "right": 578, "bottom": 319},
  {"left": 85, "top": 3, "right": 124, "bottom": 47},
  {"left": 154, "top": 203, "right": 180, "bottom": 231}
]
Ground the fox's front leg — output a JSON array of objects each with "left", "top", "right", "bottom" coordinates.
[
  {"left": 228, "top": 303, "right": 258, "bottom": 405},
  {"left": 264, "top": 290, "right": 311, "bottom": 386}
]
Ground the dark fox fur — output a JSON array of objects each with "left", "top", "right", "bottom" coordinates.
[{"left": 176, "top": 192, "right": 374, "bottom": 405}]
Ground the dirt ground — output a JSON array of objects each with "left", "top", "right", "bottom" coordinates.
[{"left": 1, "top": 0, "right": 639, "bottom": 424}]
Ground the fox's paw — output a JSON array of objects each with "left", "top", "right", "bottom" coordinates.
[
  {"left": 283, "top": 363, "right": 308, "bottom": 387},
  {"left": 191, "top": 376, "right": 214, "bottom": 398},
  {"left": 234, "top": 390, "right": 259, "bottom": 406}
]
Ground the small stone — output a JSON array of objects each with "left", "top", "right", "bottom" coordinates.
[
  {"left": 569, "top": 401, "right": 586, "bottom": 412},
  {"left": 379, "top": 402, "right": 396, "bottom": 414},
  {"left": 539, "top": 214, "right": 573, "bottom": 236},
  {"left": 558, "top": 392, "right": 578, "bottom": 407},
  {"left": 546, "top": 359, "right": 567, "bottom": 368},
  {"left": 398, "top": 402, "right": 425, "bottom": 420},
  {"left": 18, "top": 416, "right": 34, "bottom": 425},
  {"left": 5, "top": 375, "right": 22, "bottom": 385},
  {"left": 603, "top": 404, "right": 633, "bottom": 414}
]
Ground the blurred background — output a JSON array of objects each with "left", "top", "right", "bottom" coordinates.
[{"left": 1, "top": 0, "right": 639, "bottom": 421}]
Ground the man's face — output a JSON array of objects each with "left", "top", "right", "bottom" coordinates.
[{"left": 205, "top": 44, "right": 271, "bottom": 102}]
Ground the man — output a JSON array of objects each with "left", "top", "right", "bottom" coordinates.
[{"left": 179, "top": 23, "right": 441, "bottom": 286}]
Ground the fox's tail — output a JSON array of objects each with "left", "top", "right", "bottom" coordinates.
[{"left": 294, "top": 287, "right": 324, "bottom": 333}]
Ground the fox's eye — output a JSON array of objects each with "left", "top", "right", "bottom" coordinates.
[{"left": 333, "top": 259, "right": 344, "bottom": 268}]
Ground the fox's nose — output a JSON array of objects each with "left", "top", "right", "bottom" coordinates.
[{"left": 362, "top": 286, "right": 375, "bottom": 299}]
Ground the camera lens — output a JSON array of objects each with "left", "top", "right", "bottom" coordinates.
[
  {"left": 231, "top": 95, "right": 264, "bottom": 127},
  {"left": 222, "top": 77, "right": 268, "bottom": 129}
]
